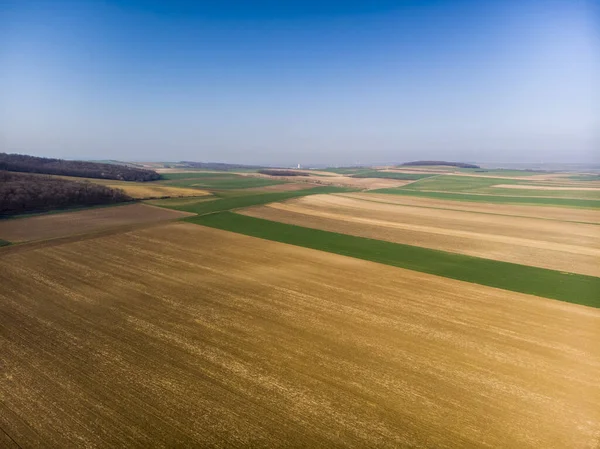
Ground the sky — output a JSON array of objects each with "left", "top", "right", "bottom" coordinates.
[{"left": 1, "top": 0, "right": 598, "bottom": 165}]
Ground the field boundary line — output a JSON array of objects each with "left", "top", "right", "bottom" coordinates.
[{"left": 0, "top": 425, "right": 23, "bottom": 449}]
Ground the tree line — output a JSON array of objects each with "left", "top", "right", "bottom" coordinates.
[
  {"left": 1, "top": 171, "right": 132, "bottom": 216},
  {"left": 0, "top": 153, "right": 160, "bottom": 181}
]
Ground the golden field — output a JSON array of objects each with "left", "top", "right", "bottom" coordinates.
[
  {"left": 1, "top": 223, "right": 599, "bottom": 448},
  {"left": 104, "top": 182, "right": 209, "bottom": 199},
  {"left": 241, "top": 193, "right": 600, "bottom": 276}
]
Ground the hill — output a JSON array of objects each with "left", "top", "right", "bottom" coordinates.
[
  {"left": 0, "top": 171, "right": 131, "bottom": 216},
  {"left": 179, "top": 161, "right": 268, "bottom": 171},
  {"left": 258, "top": 169, "right": 308, "bottom": 176},
  {"left": 401, "top": 161, "right": 480, "bottom": 169},
  {"left": 0, "top": 153, "right": 160, "bottom": 181}
]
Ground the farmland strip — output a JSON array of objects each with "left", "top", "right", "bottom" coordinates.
[
  {"left": 188, "top": 212, "right": 600, "bottom": 308},
  {"left": 153, "top": 186, "right": 355, "bottom": 215}
]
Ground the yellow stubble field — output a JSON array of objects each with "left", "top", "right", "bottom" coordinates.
[
  {"left": 1, "top": 222, "right": 599, "bottom": 448},
  {"left": 240, "top": 194, "right": 600, "bottom": 277}
]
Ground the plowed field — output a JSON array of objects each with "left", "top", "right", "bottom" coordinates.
[{"left": 1, "top": 223, "right": 599, "bottom": 448}]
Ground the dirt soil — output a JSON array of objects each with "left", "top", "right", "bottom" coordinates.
[{"left": 1, "top": 222, "right": 598, "bottom": 448}]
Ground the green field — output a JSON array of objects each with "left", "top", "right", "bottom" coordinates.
[
  {"left": 155, "top": 186, "right": 354, "bottom": 215},
  {"left": 351, "top": 170, "right": 435, "bottom": 180},
  {"left": 367, "top": 189, "right": 600, "bottom": 208},
  {"left": 0, "top": 239, "right": 10, "bottom": 247},
  {"left": 189, "top": 212, "right": 600, "bottom": 308},
  {"left": 400, "top": 175, "right": 522, "bottom": 192},
  {"left": 394, "top": 166, "right": 549, "bottom": 177},
  {"left": 388, "top": 174, "right": 600, "bottom": 200},
  {"left": 567, "top": 175, "right": 600, "bottom": 182},
  {"left": 478, "top": 188, "right": 600, "bottom": 200},
  {"left": 459, "top": 169, "right": 548, "bottom": 177}
]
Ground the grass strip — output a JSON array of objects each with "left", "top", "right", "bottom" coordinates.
[
  {"left": 158, "top": 186, "right": 354, "bottom": 215},
  {"left": 187, "top": 212, "right": 600, "bottom": 308},
  {"left": 368, "top": 189, "right": 600, "bottom": 209},
  {"left": 0, "top": 239, "right": 11, "bottom": 247}
]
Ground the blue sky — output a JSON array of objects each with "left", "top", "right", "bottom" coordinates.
[{"left": 1, "top": 0, "right": 598, "bottom": 165}]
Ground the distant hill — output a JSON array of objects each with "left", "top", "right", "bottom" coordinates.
[
  {"left": 0, "top": 153, "right": 160, "bottom": 181},
  {"left": 401, "top": 161, "right": 480, "bottom": 169},
  {"left": 90, "top": 159, "right": 147, "bottom": 168},
  {"left": 0, "top": 171, "right": 131, "bottom": 216},
  {"left": 180, "top": 161, "right": 269, "bottom": 171},
  {"left": 258, "top": 169, "right": 308, "bottom": 177}
]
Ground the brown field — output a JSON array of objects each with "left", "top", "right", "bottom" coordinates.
[
  {"left": 494, "top": 184, "right": 600, "bottom": 191},
  {"left": 241, "top": 194, "right": 600, "bottom": 276},
  {"left": 0, "top": 203, "right": 193, "bottom": 243},
  {"left": 1, "top": 223, "right": 598, "bottom": 448},
  {"left": 343, "top": 192, "right": 600, "bottom": 223},
  {"left": 310, "top": 176, "right": 413, "bottom": 189},
  {"left": 322, "top": 176, "right": 408, "bottom": 189}
]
